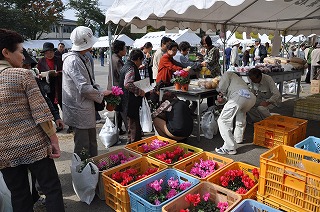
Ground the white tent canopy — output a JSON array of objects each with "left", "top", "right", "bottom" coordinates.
[
  {"left": 133, "top": 29, "right": 201, "bottom": 49},
  {"left": 105, "top": 0, "right": 320, "bottom": 36},
  {"left": 93, "top": 34, "right": 134, "bottom": 48},
  {"left": 23, "top": 39, "right": 72, "bottom": 50}
]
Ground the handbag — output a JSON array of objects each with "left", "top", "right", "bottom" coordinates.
[{"left": 79, "top": 56, "right": 105, "bottom": 111}]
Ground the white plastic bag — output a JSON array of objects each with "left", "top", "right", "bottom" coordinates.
[
  {"left": 99, "top": 115, "right": 118, "bottom": 149},
  {"left": 0, "top": 172, "right": 13, "bottom": 212},
  {"left": 70, "top": 153, "right": 99, "bottom": 205},
  {"left": 200, "top": 110, "right": 218, "bottom": 139},
  {"left": 140, "top": 97, "right": 153, "bottom": 132}
]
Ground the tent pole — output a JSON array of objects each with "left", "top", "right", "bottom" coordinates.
[{"left": 108, "top": 23, "right": 120, "bottom": 142}]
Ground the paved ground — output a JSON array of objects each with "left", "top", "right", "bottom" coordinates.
[{"left": 36, "top": 59, "right": 320, "bottom": 211}]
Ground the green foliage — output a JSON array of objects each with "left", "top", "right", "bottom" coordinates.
[
  {"left": 0, "top": 0, "right": 65, "bottom": 39},
  {"left": 104, "top": 95, "right": 121, "bottom": 106}
]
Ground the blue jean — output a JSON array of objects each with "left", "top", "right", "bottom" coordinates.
[{"left": 100, "top": 56, "right": 104, "bottom": 66}]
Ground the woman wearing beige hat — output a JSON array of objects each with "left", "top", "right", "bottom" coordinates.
[{"left": 62, "top": 26, "right": 112, "bottom": 160}]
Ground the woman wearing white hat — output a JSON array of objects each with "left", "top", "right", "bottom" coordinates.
[{"left": 230, "top": 40, "right": 241, "bottom": 67}]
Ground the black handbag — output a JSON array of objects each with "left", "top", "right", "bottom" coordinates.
[{"left": 79, "top": 56, "right": 105, "bottom": 111}]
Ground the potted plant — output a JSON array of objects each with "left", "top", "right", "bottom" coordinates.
[
  {"left": 172, "top": 70, "right": 190, "bottom": 90},
  {"left": 104, "top": 86, "right": 124, "bottom": 111}
]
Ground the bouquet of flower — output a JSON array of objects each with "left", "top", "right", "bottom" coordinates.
[
  {"left": 141, "top": 139, "right": 169, "bottom": 153},
  {"left": 96, "top": 152, "right": 137, "bottom": 171},
  {"left": 180, "top": 193, "right": 229, "bottom": 212},
  {"left": 190, "top": 159, "right": 218, "bottom": 178},
  {"left": 155, "top": 146, "right": 193, "bottom": 164},
  {"left": 172, "top": 70, "right": 190, "bottom": 85},
  {"left": 148, "top": 177, "right": 192, "bottom": 205},
  {"left": 219, "top": 168, "right": 259, "bottom": 194},
  {"left": 104, "top": 86, "right": 124, "bottom": 106},
  {"left": 111, "top": 167, "right": 158, "bottom": 186}
]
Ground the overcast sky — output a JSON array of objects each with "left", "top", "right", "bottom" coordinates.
[{"left": 63, "top": 0, "right": 115, "bottom": 20}]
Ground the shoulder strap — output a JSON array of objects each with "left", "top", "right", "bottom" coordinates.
[{"left": 78, "top": 56, "right": 94, "bottom": 86}]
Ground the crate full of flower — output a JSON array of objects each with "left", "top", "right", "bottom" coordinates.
[
  {"left": 162, "top": 182, "right": 242, "bottom": 212},
  {"left": 128, "top": 168, "right": 200, "bottom": 212},
  {"left": 258, "top": 145, "right": 320, "bottom": 212},
  {"left": 148, "top": 143, "right": 203, "bottom": 167},
  {"left": 125, "top": 135, "right": 177, "bottom": 156},
  {"left": 173, "top": 151, "right": 234, "bottom": 181},
  {"left": 89, "top": 148, "right": 141, "bottom": 200},
  {"left": 101, "top": 157, "right": 167, "bottom": 212},
  {"left": 207, "top": 162, "right": 259, "bottom": 200}
]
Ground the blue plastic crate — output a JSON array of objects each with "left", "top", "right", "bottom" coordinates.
[
  {"left": 294, "top": 136, "right": 320, "bottom": 153},
  {"left": 127, "top": 168, "right": 200, "bottom": 212},
  {"left": 231, "top": 199, "right": 281, "bottom": 212}
]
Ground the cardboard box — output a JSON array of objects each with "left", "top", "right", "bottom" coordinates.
[
  {"left": 311, "top": 80, "right": 320, "bottom": 88},
  {"left": 311, "top": 86, "right": 320, "bottom": 94}
]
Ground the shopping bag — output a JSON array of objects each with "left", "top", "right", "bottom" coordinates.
[
  {"left": 140, "top": 97, "right": 153, "bottom": 132},
  {"left": 0, "top": 172, "right": 12, "bottom": 212},
  {"left": 99, "top": 115, "right": 118, "bottom": 149},
  {"left": 200, "top": 108, "right": 218, "bottom": 139},
  {"left": 70, "top": 153, "right": 99, "bottom": 205}
]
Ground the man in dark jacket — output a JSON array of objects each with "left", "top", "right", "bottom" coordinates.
[
  {"left": 253, "top": 38, "right": 267, "bottom": 65},
  {"left": 119, "top": 49, "right": 145, "bottom": 144}
]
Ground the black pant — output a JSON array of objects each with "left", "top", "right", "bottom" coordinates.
[
  {"left": 2, "top": 157, "right": 65, "bottom": 212},
  {"left": 305, "top": 64, "right": 311, "bottom": 83},
  {"left": 127, "top": 116, "right": 142, "bottom": 143}
]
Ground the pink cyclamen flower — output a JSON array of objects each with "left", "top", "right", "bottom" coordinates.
[
  {"left": 166, "top": 189, "right": 178, "bottom": 199},
  {"left": 167, "top": 177, "right": 179, "bottom": 189},
  {"left": 217, "top": 202, "right": 228, "bottom": 212},
  {"left": 154, "top": 199, "right": 161, "bottom": 205},
  {"left": 179, "top": 182, "right": 191, "bottom": 191},
  {"left": 203, "top": 192, "right": 210, "bottom": 201},
  {"left": 111, "top": 86, "right": 124, "bottom": 96},
  {"left": 150, "top": 179, "right": 163, "bottom": 191}
]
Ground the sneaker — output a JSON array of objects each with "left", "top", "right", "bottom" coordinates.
[
  {"left": 215, "top": 147, "right": 237, "bottom": 155},
  {"left": 96, "top": 119, "right": 102, "bottom": 124},
  {"left": 119, "top": 129, "right": 126, "bottom": 135}
]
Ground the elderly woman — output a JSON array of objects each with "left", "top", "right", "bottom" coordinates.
[
  {"left": 156, "top": 41, "right": 190, "bottom": 86},
  {"left": 0, "top": 28, "right": 64, "bottom": 211},
  {"left": 152, "top": 92, "right": 193, "bottom": 141}
]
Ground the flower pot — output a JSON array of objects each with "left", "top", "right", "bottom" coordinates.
[
  {"left": 174, "top": 83, "right": 181, "bottom": 90},
  {"left": 106, "top": 104, "right": 116, "bottom": 111},
  {"left": 181, "top": 84, "right": 189, "bottom": 91}
]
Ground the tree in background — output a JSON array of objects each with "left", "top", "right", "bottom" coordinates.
[{"left": 0, "top": 0, "right": 65, "bottom": 40}]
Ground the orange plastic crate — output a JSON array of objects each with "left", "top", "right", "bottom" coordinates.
[
  {"left": 101, "top": 157, "right": 167, "bottom": 211},
  {"left": 253, "top": 119, "right": 300, "bottom": 148},
  {"left": 207, "top": 162, "right": 259, "bottom": 200},
  {"left": 173, "top": 151, "right": 233, "bottom": 181},
  {"left": 125, "top": 135, "right": 177, "bottom": 156},
  {"left": 265, "top": 115, "right": 307, "bottom": 142},
  {"left": 147, "top": 143, "right": 203, "bottom": 167},
  {"left": 258, "top": 145, "right": 320, "bottom": 212},
  {"left": 162, "top": 182, "right": 241, "bottom": 212},
  {"left": 90, "top": 148, "right": 141, "bottom": 200},
  {"left": 257, "top": 194, "right": 302, "bottom": 212}
]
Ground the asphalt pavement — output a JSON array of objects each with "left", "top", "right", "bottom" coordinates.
[{"left": 42, "top": 59, "right": 320, "bottom": 212}]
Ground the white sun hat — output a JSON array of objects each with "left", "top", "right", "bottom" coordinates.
[
  {"left": 232, "top": 40, "right": 241, "bottom": 46},
  {"left": 70, "top": 26, "right": 98, "bottom": 51}
]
